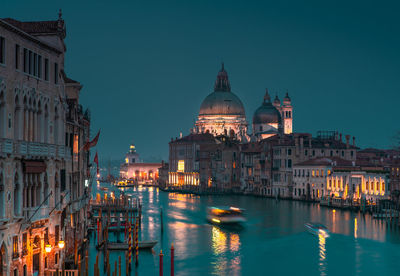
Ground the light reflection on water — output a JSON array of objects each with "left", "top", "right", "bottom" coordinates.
[
  {"left": 90, "top": 184, "right": 400, "bottom": 275},
  {"left": 318, "top": 233, "right": 327, "bottom": 276}
]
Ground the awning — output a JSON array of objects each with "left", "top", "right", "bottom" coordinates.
[{"left": 23, "top": 161, "right": 46, "bottom": 173}]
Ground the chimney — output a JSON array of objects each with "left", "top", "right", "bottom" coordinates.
[
  {"left": 339, "top": 133, "right": 342, "bottom": 142},
  {"left": 345, "top": 135, "right": 350, "bottom": 149},
  {"left": 352, "top": 136, "right": 355, "bottom": 146}
]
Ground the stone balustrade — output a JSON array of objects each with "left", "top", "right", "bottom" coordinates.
[{"left": 0, "top": 138, "right": 70, "bottom": 159}]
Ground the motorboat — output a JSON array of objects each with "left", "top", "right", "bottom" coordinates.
[
  {"left": 207, "top": 206, "right": 246, "bottom": 224},
  {"left": 305, "top": 222, "right": 330, "bottom": 238}
]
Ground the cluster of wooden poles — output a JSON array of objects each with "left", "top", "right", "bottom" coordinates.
[{"left": 94, "top": 197, "right": 142, "bottom": 275}]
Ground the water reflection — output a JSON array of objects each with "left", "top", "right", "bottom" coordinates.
[
  {"left": 354, "top": 218, "right": 358, "bottom": 238},
  {"left": 318, "top": 233, "right": 327, "bottom": 276},
  {"left": 212, "top": 226, "right": 227, "bottom": 254},
  {"left": 211, "top": 226, "right": 241, "bottom": 275}
]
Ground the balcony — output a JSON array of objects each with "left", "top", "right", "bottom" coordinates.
[
  {"left": 0, "top": 138, "right": 70, "bottom": 160},
  {"left": 23, "top": 206, "right": 50, "bottom": 223}
]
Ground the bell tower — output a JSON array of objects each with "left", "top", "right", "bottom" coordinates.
[{"left": 282, "top": 92, "right": 293, "bottom": 134}]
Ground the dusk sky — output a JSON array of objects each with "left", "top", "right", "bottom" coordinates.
[{"left": 3, "top": 0, "right": 400, "bottom": 161}]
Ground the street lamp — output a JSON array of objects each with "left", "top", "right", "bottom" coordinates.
[
  {"left": 58, "top": 240, "right": 65, "bottom": 249},
  {"left": 45, "top": 244, "right": 52, "bottom": 253}
]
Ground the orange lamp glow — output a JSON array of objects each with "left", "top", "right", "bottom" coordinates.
[
  {"left": 45, "top": 244, "right": 52, "bottom": 253},
  {"left": 58, "top": 240, "right": 65, "bottom": 249}
]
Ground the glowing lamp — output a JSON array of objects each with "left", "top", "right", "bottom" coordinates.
[
  {"left": 58, "top": 240, "right": 65, "bottom": 249},
  {"left": 45, "top": 244, "right": 52, "bottom": 253}
]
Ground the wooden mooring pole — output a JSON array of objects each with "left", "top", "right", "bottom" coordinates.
[{"left": 159, "top": 250, "right": 164, "bottom": 276}]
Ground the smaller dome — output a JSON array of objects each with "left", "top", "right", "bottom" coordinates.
[
  {"left": 283, "top": 92, "right": 291, "bottom": 105},
  {"left": 253, "top": 91, "right": 282, "bottom": 124}
]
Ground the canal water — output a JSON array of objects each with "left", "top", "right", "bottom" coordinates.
[{"left": 89, "top": 183, "right": 400, "bottom": 275}]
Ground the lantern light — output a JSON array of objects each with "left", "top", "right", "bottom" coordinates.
[
  {"left": 58, "top": 240, "right": 65, "bottom": 249},
  {"left": 45, "top": 244, "right": 52, "bottom": 253}
]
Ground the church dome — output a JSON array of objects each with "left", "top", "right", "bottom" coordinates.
[
  {"left": 253, "top": 90, "right": 281, "bottom": 124},
  {"left": 199, "top": 64, "right": 245, "bottom": 116}
]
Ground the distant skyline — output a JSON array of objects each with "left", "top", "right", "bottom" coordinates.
[{"left": 2, "top": 0, "right": 400, "bottom": 161}]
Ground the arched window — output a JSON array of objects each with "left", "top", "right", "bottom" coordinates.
[
  {"left": 14, "top": 95, "right": 22, "bottom": 140},
  {"left": 55, "top": 172, "right": 60, "bottom": 207},
  {"left": 43, "top": 173, "right": 49, "bottom": 205},
  {"left": 37, "top": 100, "right": 42, "bottom": 142},
  {"left": 14, "top": 173, "right": 21, "bottom": 216},
  {"left": 0, "top": 173, "right": 4, "bottom": 218},
  {"left": 54, "top": 106, "right": 59, "bottom": 145},
  {"left": 44, "top": 104, "right": 49, "bottom": 143},
  {"left": 0, "top": 90, "right": 5, "bottom": 138}
]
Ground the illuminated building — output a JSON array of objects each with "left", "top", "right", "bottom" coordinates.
[
  {"left": 120, "top": 143, "right": 161, "bottom": 183},
  {"left": 193, "top": 64, "right": 249, "bottom": 142},
  {"left": 0, "top": 13, "right": 91, "bottom": 275},
  {"left": 168, "top": 133, "right": 215, "bottom": 189}
]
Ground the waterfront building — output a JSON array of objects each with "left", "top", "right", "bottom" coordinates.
[
  {"left": 0, "top": 13, "right": 91, "bottom": 275},
  {"left": 157, "top": 161, "right": 169, "bottom": 189},
  {"left": 256, "top": 131, "right": 358, "bottom": 198},
  {"left": 168, "top": 133, "right": 216, "bottom": 189},
  {"left": 240, "top": 142, "right": 262, "bottom": 194},
  {"left": 292, "top": 157, "right": 350, "bottom": 200},
  {"left": 120, "top": 143, "right": 161, "bottom": 183},
  {"left": 326, "top": 165, "right": 389, "bottom": 203},
  {"left": 209, "top": 137, "right": 241, "bottom": 192},
  {"left": 193, "top": 64, "right": 249, "bottom": 142}
]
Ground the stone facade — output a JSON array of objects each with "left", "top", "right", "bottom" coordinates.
[{"left": 0, "top": 14, "right": 90, "bottom": 276}]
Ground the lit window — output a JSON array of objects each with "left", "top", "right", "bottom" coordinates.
[{"left": 178, "top": 160, "right": 184, "bottom": 172}]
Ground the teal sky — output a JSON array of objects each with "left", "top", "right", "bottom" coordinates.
[{"left": 2, "top": 0, "right": 400, "bottom": 161}]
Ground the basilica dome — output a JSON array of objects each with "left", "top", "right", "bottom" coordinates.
[
  {"left": 253, "top": 92, "right": 281, "bottom": 124},
  {"left": 199, "top": 64, "right": 245, "bottom": 116}
]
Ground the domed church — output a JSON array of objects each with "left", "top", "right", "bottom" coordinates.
[
  {"left": 194, "top": 64, "right": 249, "bottom": 141},
  {"left": 253, "top": 89, "right": 293, "bottom": 140}
]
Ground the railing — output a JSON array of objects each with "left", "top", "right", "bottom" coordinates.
[
  {"left": 0, "top": 138, "right": 69, "bottom": 159},
  {"left": 44, "top": 269, "right": 78, "bottom": 276},
  {"left": 23, "top": 206, "right": 50, "bottom": 222}
]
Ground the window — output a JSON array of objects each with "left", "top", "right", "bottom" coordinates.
[
  {"left": 312, "top": 150, "right": 315, "bottom": 156},
  {"left": 22, "top": 233, "right": 27, "bottom": 256},
  {"left": 312, "top": 170, "right": 315, "bottom": 177},
  {"left": 44, "top": 58, "right": 49, "bottom": 81},
  {"left": 23, "top": 48, "right": 28, "bottom": 72},
  {"left": 341, "top": 151, "right": 344, "bottom": 157},
  {"left": 0, "top": 36, "right": 5, "bottom": 64},
  {"left": 28, "top": 50, "right": 32, "bottom": 74},
  {"left": 178, "top": 160, "right": 184, "bottom": 172},
  {"left": 288, "top": 159, "right": 292, "bottom": 168},
  {"left": 305, "top": 150, "right": 308, "bottom": 156},
  {"left": 55, "top": 225, "right": 60, "bottom": 244},
  {"left": 38, "top": 55, "right": 42, "bottom": 78},
  {"left": 54, "top": 62, "right": 58, "bottom": 84},
  {"left": 351, "top": 151, "right": 354, "bottom": 157},
  {"left": 15, "top": 44, "right": 20, "bottom": 69},
  {"left": 330, "top": 150, "right": 333, "bottom": 156},
  {"left": 12, "top": 236, "right": 18, "bottom": 258},
  {"left": 288, "top": 149, "right": 292, "bottom": 155},
  {"left": 33, "top": 53, "right": 37, "bottom": 76}
]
